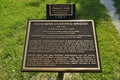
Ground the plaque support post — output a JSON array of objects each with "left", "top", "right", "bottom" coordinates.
[{"left": 57, "top": 72, "right": 64, "bottom": 80}]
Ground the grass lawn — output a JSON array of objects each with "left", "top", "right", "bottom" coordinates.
[{"left": 0, "top": 0, "right": 120, "bottom": 80}]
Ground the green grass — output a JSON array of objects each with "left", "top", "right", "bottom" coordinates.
[
  {"left": 113, "top": 0, "right": 120, "bottom": 14},
  {"left": 0, "top": 0, "right": 120, "bottom": 80}
]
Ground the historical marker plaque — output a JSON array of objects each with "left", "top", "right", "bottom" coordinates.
[
  {"left": 22, "top": 20, "right": 101, "bottom": 72},
  {"left": 46, "top": 4, "right": 76, "bottom": 20}
]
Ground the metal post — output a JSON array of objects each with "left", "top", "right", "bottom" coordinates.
[{"left": 57, "top": 72, "right": 64, "bottom": 80}]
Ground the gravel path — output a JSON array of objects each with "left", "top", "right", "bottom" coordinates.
[{"left": 100, "top": 0, "right": 120, "bottom": 32}]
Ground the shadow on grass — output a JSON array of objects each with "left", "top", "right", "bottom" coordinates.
[{"left": 67, "top": 0, "right": 110, "bottom": 23}]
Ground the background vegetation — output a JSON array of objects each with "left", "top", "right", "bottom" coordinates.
[
  {"left": 113, "top": 0, "right": 120, "bottom": 14},
  {"left": 0, "top": 0, "right": 120, "bottom": 80}
]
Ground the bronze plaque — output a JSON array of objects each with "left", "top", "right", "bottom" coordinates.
[
  {"left": 46, "top": 4, "right": 76, "bottom": 20},
  {"left": 22, "top": 20, "right": 101, "bottom": 72}
]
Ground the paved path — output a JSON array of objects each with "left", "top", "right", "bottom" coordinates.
[{"left": 100, "top": 0, "right": 120, "bottom": 32}]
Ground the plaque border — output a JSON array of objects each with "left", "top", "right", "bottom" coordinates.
[
  {"left": 22, "top": 20, "right": 102, "bottom": 72},
  {"left": 49, "top": 4, "right": 73, "bottom": 16}
]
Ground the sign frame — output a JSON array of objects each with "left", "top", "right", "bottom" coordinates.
[
  {"left": 22, "top": 20, "right": 102, "bottom": 72},
  {"left": 46, "top": 4, "right": 76, "bottom": 20}
]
